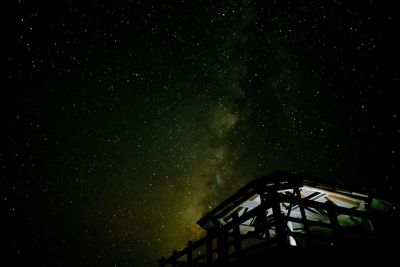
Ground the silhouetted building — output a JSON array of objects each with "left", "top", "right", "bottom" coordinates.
[{"left": 158, "top": 171, "right": 396, "bottom": 266}]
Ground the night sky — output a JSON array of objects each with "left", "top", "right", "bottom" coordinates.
[{"left": 2, "top": 0, "right": 397, "bottom": 266}]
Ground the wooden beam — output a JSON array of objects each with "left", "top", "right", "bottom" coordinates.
[
  {"left": 294, "top": 186, "right": 311, "bottom": 247},
  {"left": 260, "top": 193, "right": 271, "bottom": 241},
  {"left": 206, "top": 231, "right": 213, "bottom": 264},
  {"left": 279, "top": 194, "right": 383, "bottom": 220},
  {"left": 327, "top": 201, "right": 341, "bottom": 246},
  {"left": 187, "top": 240, "right": 193, "bottom": 266},
  {"left": 217, "top": 227, "right": 228, "bottom": 263},
  {"left": 232, "top": 212, "right": 242, "bottom": 257},
  {"left": 172, "top": 250, "right": 177, "bottom": 267},
  {"left": 271, "top": 184, "right": 287, "bottom": 246}
]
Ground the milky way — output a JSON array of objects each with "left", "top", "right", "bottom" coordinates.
[{"left": 3, "top": 1, "right": 396, "bottom": 267}]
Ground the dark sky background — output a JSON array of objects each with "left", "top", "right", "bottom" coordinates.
[{"left": 2, "top": 0, "right": 397, "bottom": 266}]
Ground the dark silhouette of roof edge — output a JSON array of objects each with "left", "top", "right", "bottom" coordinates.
[{"left": 197, "top": 170, "right": 395, "bottom": 228}]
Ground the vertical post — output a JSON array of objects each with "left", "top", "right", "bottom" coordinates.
[
  {"left": 157, "top": 257, "right": 165, "bottom": 267},
  {"left": 206, "top": 230, "right": 213, "bottom": 264},
  {"left": 260, "top": 193, "right": 270, "bottom": 241},
  {"left": 293, "top": 186, "right": 311, "bottom": 247},
  {"left": 172, "top": 250, "right": 177, "bottom": 267},
  {"left": 187, "top": 240, "right": 193, "bottom": 266},
  {"left": 217, "top": 225, "right": 228, "bottom": 263},
  {"left": 232, "top": 212, "right": 241, "bottom": 257},
  {"left": 365, "top": 196, "right": 375, "bottom": 232},
  {"left": 271, "top": 185, "right": 287, "bottom": 246},
  {"left": 327, "top": 201, "right": 340, "bottom": 246}
]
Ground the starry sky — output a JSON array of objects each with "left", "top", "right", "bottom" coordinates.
[{"left": 2, "top": 0, "right": 397, "bottom": 266}]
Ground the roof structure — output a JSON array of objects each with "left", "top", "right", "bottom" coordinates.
[{"left": 158, "top": 171, "right": 396, "bottom": 267}]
